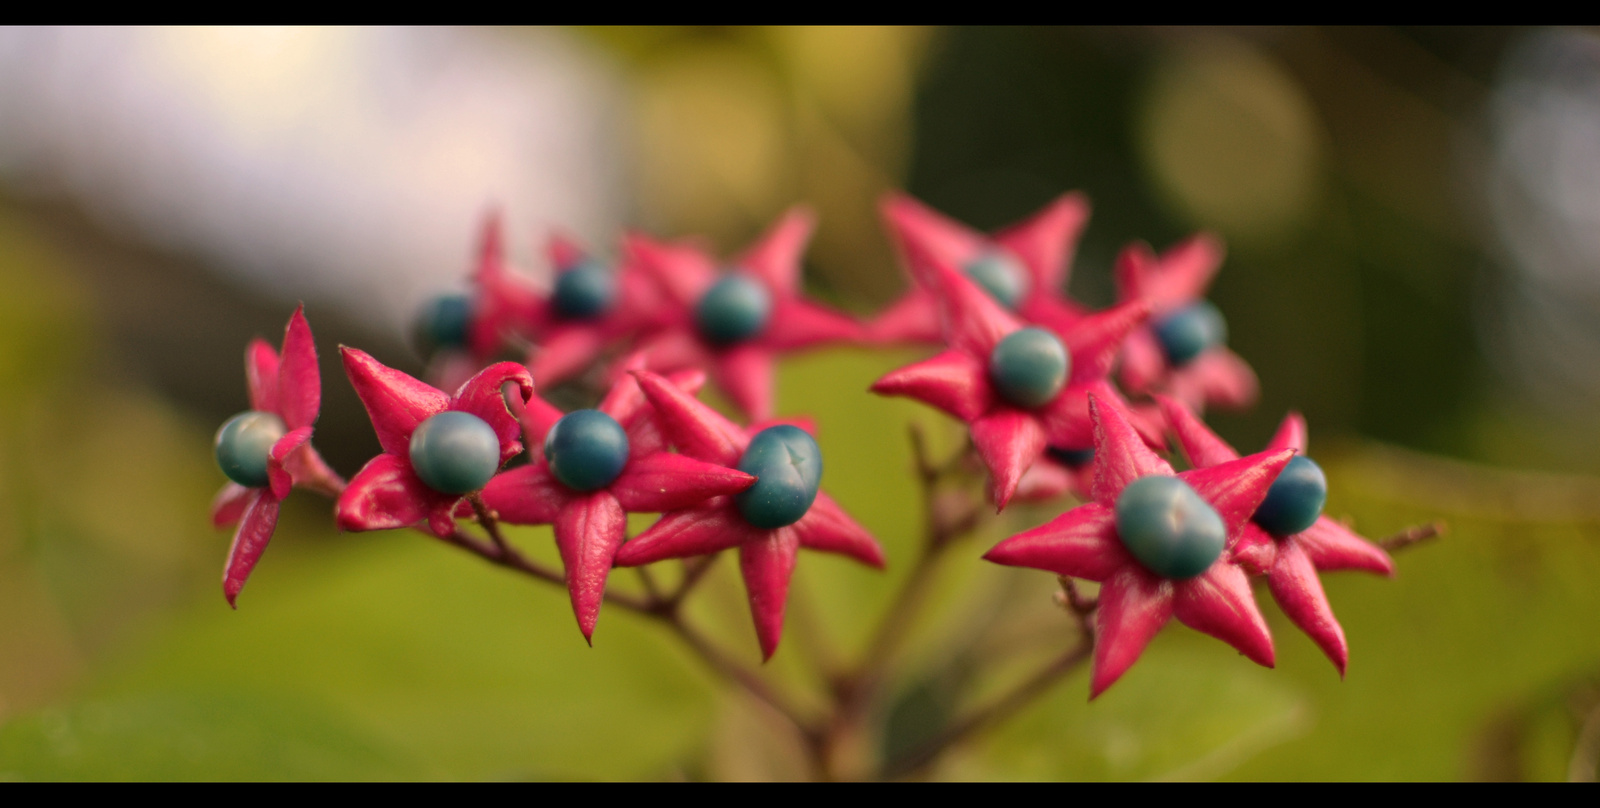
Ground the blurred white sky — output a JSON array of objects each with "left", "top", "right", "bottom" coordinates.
[{"left": 0, "top": 26, "right": 625, "bottom": 332}]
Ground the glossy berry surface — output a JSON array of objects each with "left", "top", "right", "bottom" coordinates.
[
  {"left": 963, "top": 251, "right": 1029, "bottom": 309},
  {"left": 735, "top": 425, "right": 822, "bottom": 529},
  {"left": 552, "top": 260, "right": 617, "bottom": 320},
  {"left": 543, "top": 409, "right": 630, "bottom": 492},
  {"left": 988, "top": 327, "right": 1070, "bottom": 409},
  {"left": 412, "top": 294, "right": 473, "bottom": 354},
  {"left": 1153, "top": 301, "right": 1227, "bottom": 366},
  {"left": 1047, "top": 446, "right": 1095, "bottom": 468},
  {"left": 1252, "top": 455, "right": 1327, "bottom": 537},
  {"left": 695, "top": 274, "right": 772, "bottom": 346},
  {"left": 215, "top": 411, "right": 287, "bottom": 489},
  {"left": 408, "top": 411, "right": 501, "bottom": 495},
  {"left": 1114, "top": 475, "right": 1226, "bottom": 579}
]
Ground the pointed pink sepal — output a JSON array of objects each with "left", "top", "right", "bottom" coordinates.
[
  {"left": 740, "top": 528, "right": 801, "bottom": 660},
  {"left": 555, "top": 491, "right": 627, "bottom": 642},
  {"left": 223, "top": 490, "right": 280, "bottom": 608}
]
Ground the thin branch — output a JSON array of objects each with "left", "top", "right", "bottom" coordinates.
[
  {"left": 665, "top": 555, "right": 719, "bottom": 609},
  {"left": 1379, "top": 521, "right": 1446, "bottom": 553},
  {"left": 467, "top": 492, "right": 513, "bottom": 557},
  {"left": 663, "top": 615, "right": 819, "bottom": 739},
  {"left": 635, "top": 565, "right": 665, "bottom": 601},
  {"left": 882, "top": 639, "right": 1094, "bottom": 780}
]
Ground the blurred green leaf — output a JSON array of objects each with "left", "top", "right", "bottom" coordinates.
[{"left": 0, "top": 690, "right": 411, "bottom": 781}]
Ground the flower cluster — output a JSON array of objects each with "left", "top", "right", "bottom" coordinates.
[{"left": 210, "top": 190, "right": 1399, "bottom": 696}]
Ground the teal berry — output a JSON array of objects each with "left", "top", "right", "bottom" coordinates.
[
  {"left": 413, "top": 293, "right": 473, "bottom": 354},
  {"left": 543, "top": 409, "right": 630, "bottom": 492},
  {"left": 1252, "top": 455, "right": 1327, "bottom": 537},
  {"left": 552, "top": 260, "right": 617, "bottom": 320},
  {"left": 408, "top": 411, "right": 501, "bottom": 495},
  {"left": 1114, "top": 476, "right": 1227, "bottom": 579},
  {"left": 988, "top": 327, "right": 1070, "bottom": 409},
  {"left": 695, "top": 274, "right": 772, "bottom": 346},
  {"left": 735, "top": 425, "right": 823, "bottom": 529},
  {"left": 215, "top": 411, "right": 288, "bottom": 488},
  {"left": 1153, "top": 301, "right": 1227, "bottom": 367},
  {"left": 1047, "top": 446, "right": 1094, "bottom": 468},
  {"left": 963, "top": 251, "right": 1029, "bottom": 309}
]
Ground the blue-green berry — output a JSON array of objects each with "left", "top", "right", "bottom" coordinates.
[
  {"left": 1114, "top": 476, "right": 1227, "bottom": 579},
  {"left": 735, "top": 425, "right": 823, "bottom": 529},
  {"left": 963, "top": 251, "right": 1029, "bottom": 309},
  {"left": 552, "top": 260, "right": 617, "bottom": 320},
  {"left": 543, "top": 409, "right": 630, "bottom": 492},
  {"left": 1047, "top": 446, "right": 1095, "bottom": 468},
  {"left": 695, "top": 274, "right": 772, "bottom": 346},
  {"left": 413, "top": 293, "right": 474, "bottom": 355},
  {"left": 408, "top": 411, "right": 501, "bottom": 495},
  {"left": 1153, "top": 301, "right": 1227, "bottom": 367},
  {"left": 215, "top": 411, "right": 288, "bottom": 488},
  {"left": 988, "top": 327, "right": 1070, "bottom": 409},
  {"left": 1252, "top": 455, "right": 1327, "bottom": 537}
]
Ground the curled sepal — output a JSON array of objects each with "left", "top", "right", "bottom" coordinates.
[
  {"left": 223, "top": 490, "right": 280, "bottom": 608},
  {"left": 450, "top": 361, "right": 535, "bottom": 465}
]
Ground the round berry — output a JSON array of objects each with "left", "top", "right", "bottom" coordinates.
[
  {"left": 1114, "top": 476, "right": 1227, "bottom": 579},
  {"left": 543, "top": 409, "right": 630, "bottom": 492},
  {"left": 1252, "top": 455, "right": 1327, "bottom": 537},
  {"left": 551, "top": 260, "right": 617, "bottom": 320},
  {"left": 988, "top": 327, "right": 1071, "bottom": 409},
  {"left": 1153, "top": 301, "right": 1227, "bottom": 367},
  {"left": 963, "top": 251, "right": 1029, "bottom": 309},
  {"left": 215, "top": 411, "right": 288, "bottom": 489},
  {"left": 408, "top": 411, "right": 501, "bottom": 495},
  {"left": 412, "top": 293, "right": 473, "bottom": 355},
  {"left": 695, "top": 274, "right": 772, "bottom": 346},
  {"left": 735, "top": 425, "right": 823, "bottom": 529},
  {"left": 1047, "top": 446, "right": 1095, "bottom": 468}
]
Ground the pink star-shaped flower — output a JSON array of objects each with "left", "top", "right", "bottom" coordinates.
[
  {"left": 521, "top": 229, "right": 674, "bottom": 388},
  {"left": 211, "top": 307, "right": 344, "bottom": 606},
  {"left": 869, "top": 229, "right": 1159, "bottom": 511},
  {"left": 335, "top": 349, "right": 532, "bottom": 537},
  {"left": 1158, "top": 396, "right": 1394, "bottom": 675},
  {"left": 477, "top": 370, "right": 757, "bottom": 641},
  {"left": 1115, "top": 235, "right": 1258, "bottom": 412},
  {"left": 985, "top": 395, "right": 1291, "bottom": 698},
  {"left": 624, "top": 207, "right": 864, "bottom": 420},
  {"left": 869, "top": 191, "right": 1091, "bottom": 345},
  {"left": 613, "top": 370, "right": 885, "bottom": 660}
]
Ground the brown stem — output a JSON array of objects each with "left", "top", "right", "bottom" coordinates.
[
  {"left": 665, "top": 555, "right": 719, "bottom": 608},
  {"left": 467, "top": 493, "right": 513, "bottom": 557},
  {"left": 1379, "top": 521, "right": 1446, "bottom": 553},
  {"left": 881, "top": 639, "right": 1094, "bottom": 780},
  {"left": 660, "top": 612, "right": 819, "bottom": 740}
]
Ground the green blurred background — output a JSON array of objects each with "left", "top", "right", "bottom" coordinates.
[{"left": 1, "top": 26, "right": 1598, "bottom": 780}]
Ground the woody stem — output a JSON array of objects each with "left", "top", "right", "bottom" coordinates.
[{"left": 879, "top": 638, "right": 1094, "bottom": 780}]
